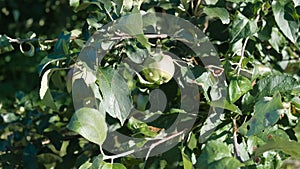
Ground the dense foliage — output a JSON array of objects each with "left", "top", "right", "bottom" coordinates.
[{"left": 0, "top": 0, "right": 300, "bottom": 168}]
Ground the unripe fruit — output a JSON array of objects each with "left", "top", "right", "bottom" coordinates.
[{"left": 142, "top": 52, "right": 175, "bottom": 84}]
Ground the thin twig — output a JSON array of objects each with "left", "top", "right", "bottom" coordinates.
[
  {"left": 144, "top": 129, "right": 187, "bottom": 161},
  {"left": 6, "top": 35, "right": 77, "bottom": 44},
  {"left": 101, "top": 129, "right": 187, "bottom": 162},
  {"left": 233, "top": 117, "right": 243, "bottom": 162},
  {"left": 110, "top": 33, "right": 168, "bottom": 40},
  {"left": 203, "top": 16, "right": 209, "bottom": 33}
]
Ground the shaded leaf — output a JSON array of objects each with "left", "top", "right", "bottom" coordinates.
[
  {"left": 0, "top": 34, "right": 14, "bottom": 54},
  {"left": 67, "top": 107, "right": 107, "bottom": 145},
  {"left": 125, "top": 44, "right": 148, "bottom": 64},
  {"left": 196, "top": 140, "right": 232, "bottom": 168},
  {"left": 239, "top": 92, "right": 284, "bottom": 136},
  {"left": 203, "top": 7, "right": 230, "bottom": 24},
  {"left": 97, "top": 68, "right": 133, "bottom": 125},
  {"left": 54, "top": 32, "right": 70, "bottom": 55},
  {"left": 199, "top": 108, "right": 225, "bottom": 143},
  {"left": 23, "top": 144, "right": 38, "bottom": 169},
  {"left": 116, "top": 13, "right": 149, "bottom": 48},
  {"left": 91, "top": 155, "right": 103, "bottom": 169},
  {"left": 37, "top": 153, "right": 63, "bottom": 164},
  {"left": 74, "top": 2, "right": 102, "bottom": 12}
]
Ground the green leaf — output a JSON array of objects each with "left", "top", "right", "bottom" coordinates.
[
  {"left": 37, "top": 153, "right": 63, "bottom": 164},
  {"left": 272, "top": 1, "right": 299, "bottom": 43},
  {"left": 195, "top": 72, "right": 213, "bottom": 101},
  {"left": 23, "top": 144, "right": 38, "bottom": 169},
  {"left": 199, "top": 108, "right": 225, "bottom": 143},
  {"left": 268, "top": 27, "right": 286, "bottom": 53},
  {"left": 54, "top": 32, "right": 70, "bottom": 55},
  {"left": 203, "top": 7, "right": 230, "bottom": 24},
  {"left": 0, "top": 35, "right": 14, "bottom": 54},
  {"left": 91, "top": 155, "right": 103, "bottom": 169},
  {"left": 181, "top": 148, "right": 193, "bottom": 169},
  {"left": 117, "top": 13, "right": 143, "bottom": 35},
  {"left": 97, "top": 68, "right": 133, "bottom": 125},
  {"left": 196, "top": 140, "right": 232, "bottom": 168},
  {"left": 69, "top": 0, "right": 79, "bottom": 8},
  {"left": 117, "top": 13, "right": 149, "bottom": 49},
  {"left": 208, "top": 157, "right": 244, "bottom": 169},
  {"left": 209, "top": 99, "right": 242, "bottom": 114},
  {"left": 229, "top": 76, "right": 252, "bottom": 103},
  {"left": 125, "top": 43, "right": 148, "bottom": 64},
  {"left": 67, "top": 107, "right": 107, "bottom": 145},
  {"left": 74, "top": 2, "right": 102, "bottom": 12},
  {"left": 102, "top": 163, "right": 126, "bottom": 169},
  {"left": 255, "top": 139, "right": 300, "bottom": 158},
  {"left": 39, "top": 69, "right": 58, "bottom": 110},
  {"left": 1, "top": 113, "right": 19, "bottom": 123},
  {"left": 254, "top": 75, "right": 298, "bottom": 99},
  {"left": 187, "top": 133, "right": 198, "bottom": 150},
  {"left": 239, "top": 92, "right": 284, "bottom": 136},
  {"left": 294, "top": 0, "right": 300, "bottom": 6},
  {"left": 127, "top": 117, "right": 159, "bottom": 137},
  {"left": 205, "top": 0, "right": 218, "bottom": 5},
  {"left": 99, "top": 0, "right": 112, "bottom": 12},
  {"left": 72, "top": 77, "right": 99, "bottom": 110},
  {"left": 230, "top": 12, "right": 259, "bottom": 43}
]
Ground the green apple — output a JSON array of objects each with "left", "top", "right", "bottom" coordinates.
[{"left": 142, "top": 52, "right": 175, "bottom": 84}]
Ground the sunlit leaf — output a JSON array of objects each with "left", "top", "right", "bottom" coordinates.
[
  {"left": 209, "top": 99, "right": 242, "bottom": 114},
  {"left": 230, "top": 12, "right": 259, "bottom": 43},
  {"left": 69, "top": 0, "right": 79, "bottom": 8},
  {"left": 102, "top": 163, "right": 126, "bottom": 169},
  {"left": 272, "top": 1, "right": 299, "bottom": 43},
  {"left": 39, "top": 69, "right": 57, "bottom": 110},
  {"left": 229, "top": 76, "right": 252, "bottom": 103},
  {"left": 181, "top": 148, "right": 193, "bottom": 169},
  {"left": 268, "top": 27, "right": 286, "bottom": 53}
]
